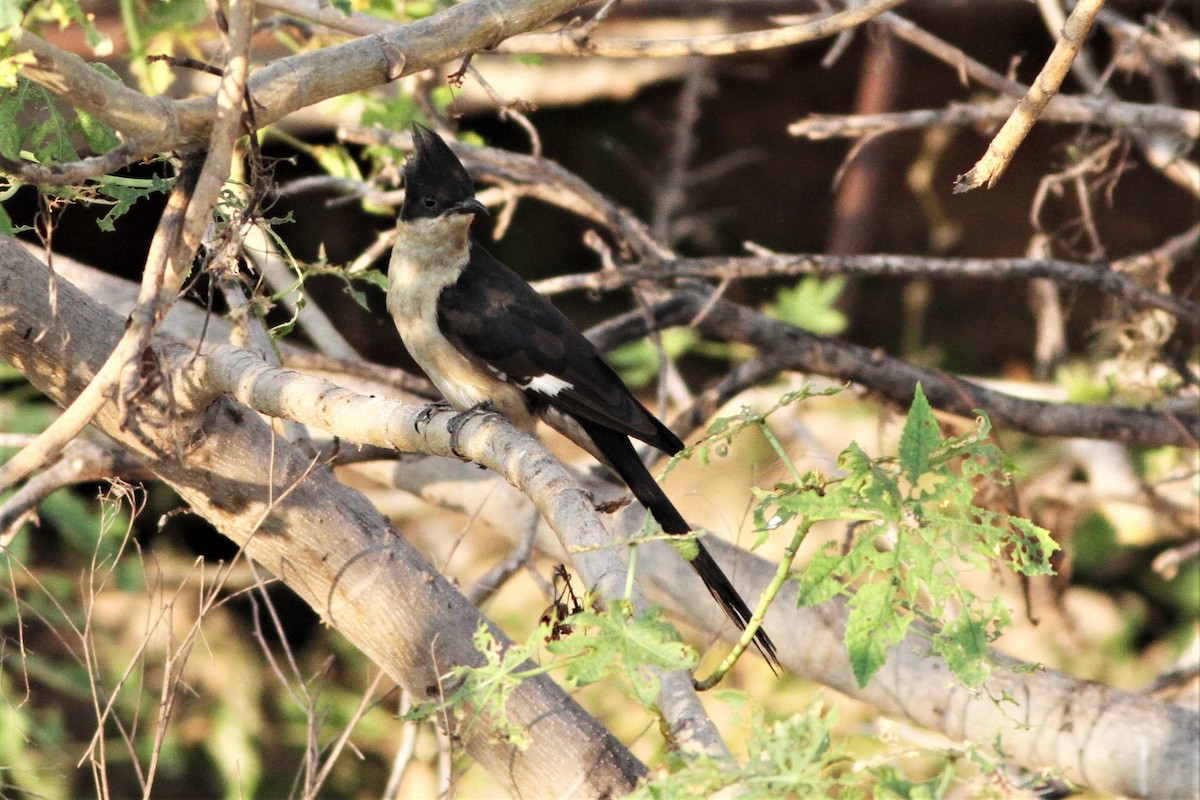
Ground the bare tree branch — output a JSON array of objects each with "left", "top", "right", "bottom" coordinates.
[
  {"left": 495, "top": 0, "right": 907, "bottom": 58},
  {"left": 9, "top": 0, "right": 594, "bottom": 170},
  {"left": 954, "top": 0, "right": 1106, "bottom": 192},
  {"left": 578, "top": 288, "right": 1199, "bottom": 448},
  {"left": 531, "top": 250, "right": 1200, "bottom": 320},
  {"left": 0, "top": 234, "right": 649, "bottom": 799},
  {"left": 0, "top": 0, "right": 255, "bottom": 492}
]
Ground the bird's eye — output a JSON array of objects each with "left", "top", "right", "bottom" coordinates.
[{"left": 422, "top": 196, "right": 437, "bottom": 208}]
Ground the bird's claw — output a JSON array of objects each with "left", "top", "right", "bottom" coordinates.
[
  {"left": 447, "top": 401, "right": 494, "bottom": 459},
  {"left": 415, "top": 401, "right": 453, "bottom": 433}
]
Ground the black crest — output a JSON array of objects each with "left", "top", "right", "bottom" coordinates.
[{"left": 401, "top": 123, "right": 477, "bottom": 221}]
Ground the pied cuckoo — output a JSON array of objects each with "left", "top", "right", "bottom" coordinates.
[{"left": 387, "top": 123, "right": 777, "bottom": 668}]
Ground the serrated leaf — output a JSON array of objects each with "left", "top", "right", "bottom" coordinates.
[
  {"left": 667, "top": 533, "right": 699, "bottom": 562},
  {"left": 344, "top": 283, "right": 372, "bottom": 311},
  {"left": 793, "top": 545, "right": 845, "bottom": 606},
  {"left": 74, "top": 108, "right": 119, "bottom": 154},
  {"left": 1002, "top": 516, "right": 1059, "bottom": 575},
  {"left": 899, "top": 384, "right": 940, "bottom": 488},
  {"left": 0, "top": 81, "right": 22, "bottom": 157},
  {"left": 845, "top": 581, "right": 901, "bottom": 687},
  {"left": 95, "top": 175, "right": 173, "bottom": 231},
  {"left": 356, "top": 268, "right": 389, "bottom": 291},
  {"left": 551, "top": 605, "right": 695, "bottom": 708},
  {"left": 938, "top": 615, "right": 992, "bottom": 686}
]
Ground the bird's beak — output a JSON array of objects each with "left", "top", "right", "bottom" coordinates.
[{"left": 453, "top": 197, "right": 489, "bottom": 217}]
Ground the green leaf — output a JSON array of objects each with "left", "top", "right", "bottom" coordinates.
[
  {"left": 767, "top": 276, "right": 848, "bottom": 335},
  {"left": 0, "top": 0, "right": 23, "bottom": 27},
  {"left": 313, "top": 143, "right": 363, "bottom": 182},
  {"left": 793, "top": 544, "right": 846, "bottom": 606},
  {"left": 844, "top": 581, "right": 899, "bottom": 688},
  {"left": 0, "top": 202, "right": 17, "bottom": 236},
  {"left": 898, "top": 383, "right": 940, "bottom": 489},
  {"left": 74, "top": 106, "right": 120, "bottom": 154},
  {"left": 607, "top": 328, "right": 698, "bottom": 389},
  {"left": 95, "top": 174, "right": 174, "bottom": 231},
  {"left": 0, "top": 79, "right": 22, "bottom": 158},
  {"left": 937, "top": 609, "right": 999, "bottom": 686},
  {"left": 549, "top": 604, "right": 697, "bottom": 709}
]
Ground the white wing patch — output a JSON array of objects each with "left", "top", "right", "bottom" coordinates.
[{"left": 524, "top": 374, "right": 574, "bottom": 397}]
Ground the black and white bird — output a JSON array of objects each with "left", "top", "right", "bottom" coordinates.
[{"left": 387, "top": 123, "right": 778, "bottom": 668}]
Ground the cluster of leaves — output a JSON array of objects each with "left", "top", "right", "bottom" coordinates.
[
  {"left": 427, "top": 383, "right": 1059, "bottom": 794},
  {"left": 631, "top": 693, "right": 983, "bottom": 800},
  {"left": 756, "top": 385, "right": 1058, "bottom": 687},
  {"left": 411, "top": 600, "right": 698, "bottom": 749}
]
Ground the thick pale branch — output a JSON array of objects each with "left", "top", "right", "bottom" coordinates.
[
  {"left": 0, "top": 234, "right": 648, "bottom": 798},
  {"left": 0, "top": 237, "right": 730, "bottom": 763},
  {"left": 189, "top": 343, "right": 732, "bottom": 756},
  {"left": 259, "top": 0, "right": 906, "bottom": 59},
  {"left": 10, "top": 28, "right": 178, "bottom": 140},
  {"left": 0, "top": 0, "right": 254, "bottom": 493}
]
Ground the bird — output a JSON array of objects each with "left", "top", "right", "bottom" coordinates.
[{"left": 387, "top": 122, "right": 778, "bottom": 669}]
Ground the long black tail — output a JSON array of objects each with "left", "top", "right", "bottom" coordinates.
[{"left": 578, "top": 418, "right": 780, "bottom": 671}]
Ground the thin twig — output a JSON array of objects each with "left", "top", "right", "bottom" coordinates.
[
  {"left": 955, "top": 0, "right": 1107, "bottom": 192},
  {"left": 496, "top": 0, "right": 907, "bottom": 58},
  {"left": 530, "top": 251, "right": 1199, "bottom": 320}
]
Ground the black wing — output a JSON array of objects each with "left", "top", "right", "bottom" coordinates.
[{"left": 437, "top": 242, "right": 683, "bottom": 454}]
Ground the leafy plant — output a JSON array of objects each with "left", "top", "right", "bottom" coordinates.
[{"left": 756, "top": 384, "right": 1058, "bottom": 687}]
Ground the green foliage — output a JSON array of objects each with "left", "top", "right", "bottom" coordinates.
[
  {"left": 405, "top": 621, "right": 544, "bottom": 749},
  {"left": 768, "top": 276, "right": 849, "bottom": 335},
  {"left": 94, "top": 173, "right": 174, "bottom": 231},
  {"left": 116, "top": 0, "right": 208, "bottom": 94},
  {"left": 608, "top": 328, "right": 699, "bottom": 389},
  {"left": 412, "top": 600, "right": 697, "bottom": 752},
  {"left": 548, "top": 601, "right": 697, "bottom": 707},
  {"left": 359, "top": 94, "right": 421, "bottom": 142},
  {"left": 0, "top": 77, "right": 78, "bottom": 161},
  {"left": 0, "top": 1, "right": 23, "bottom": 28},
  {"left": 631, "top": 693, "right": 968, "bottom": 800},
  {"left": 0, "top": 74, "right": 171, "bottom": 230},
  {"left": 756, "top": 384, "right": 1059, "bottom": 687}
]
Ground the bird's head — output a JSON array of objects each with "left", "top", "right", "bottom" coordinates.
[{"left": 400, "top": 123, "right": 489, "bottom": 222}]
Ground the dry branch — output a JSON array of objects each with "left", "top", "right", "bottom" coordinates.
[
  {"left": 9, "top": 0, "right": 593, "bottom": 170},
  {"left": 954, "top": 0, "right": 1106, "bottom": 192},
  {"left": 495, "top": 0, "right": 907, "bottom": 58},
  {"left": 581, "top": 289, "right": 1199, "bottom": 448},
  {"left": 531, "top": 250, "right": 1199, "bottom": 320},
  {"left": 0, "top": 0, "right": 256, "bottom": 492},
  {"left": 0, "top": 235, "right": 649, "bottom": 799}
]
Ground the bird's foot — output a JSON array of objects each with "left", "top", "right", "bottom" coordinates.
[
  {"left": 447, "top": 401, "right": 494, "bottom": 458},
  {"left": 415, "top": 401, "right": 454, "bottom": 433}
]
